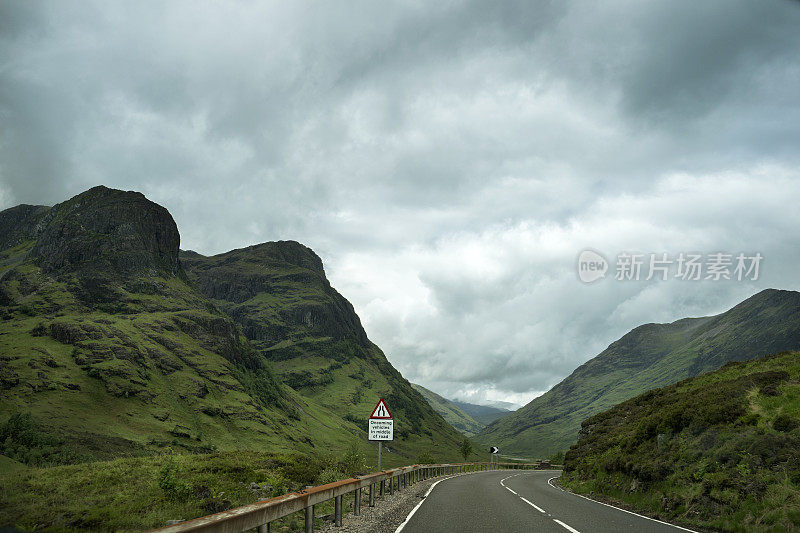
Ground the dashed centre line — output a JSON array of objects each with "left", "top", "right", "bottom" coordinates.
[
  {"left": 519, "top": 496, "right": 545, "bottom": 514},
  {"left": 501, "top": 472, "right": 583, "bottom": 533},
  {"left": 554, "top": 519, "right": 582, "bottom": 533}
]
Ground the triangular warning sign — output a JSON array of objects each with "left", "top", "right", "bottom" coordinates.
[{"left": 370, "top": 398, "right": 392, "bottom": 419}]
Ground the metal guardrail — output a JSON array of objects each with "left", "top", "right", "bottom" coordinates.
[{"left": 150, "top": 461, "right": 539, "bottom": 533}]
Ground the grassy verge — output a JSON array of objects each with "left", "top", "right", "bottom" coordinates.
[
  {"left": 0, "top": 440, "right": 475, "bottom": 532},
  {"left": 562, "top": 351, "right": 800, "bottom": 532},
  {"left": 0, "top": 447, "right": 352, "bottom": 531}
]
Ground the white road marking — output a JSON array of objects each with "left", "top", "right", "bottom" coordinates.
[
  {"left": 554, "top": 519, "right": 581, "bottom": 533},
  {"left": 396, "top": 469, "right": 486, "bottom": 532},
  {"left": 519, "top": 496, "right": 546, "bottom": 514},
  {"left": 546, "top": 476, "right": 699, "bottom": 533},
  {"left": 499, "top": 473, "right": 520, "bottom": 487},
  {"left": 505, "top": 487, "right": 517, "bottom": 495},
  {"left": 394, "top": 498, "right": 426, "bottom": 533},
  {"left": 395, "top": 477, "right": 449, "bottom": 532}
]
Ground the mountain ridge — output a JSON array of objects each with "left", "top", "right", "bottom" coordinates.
[
  {"left": 0, "top": 185, "right": 464, "bottom": 464},
  {"left": 477, "top": 288, "right": 800, "bottom": 457}
]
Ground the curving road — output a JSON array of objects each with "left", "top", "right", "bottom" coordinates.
[{"left": 396, "top": 470, "right": 696, "bottom": 533}]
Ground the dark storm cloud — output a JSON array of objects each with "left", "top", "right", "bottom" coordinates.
[{"left": 1, "top": 0, "right": 799, "bottom": 406}]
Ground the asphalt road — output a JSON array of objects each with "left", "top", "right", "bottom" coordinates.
[{"left": 397, "top": 470, "right": 695, "bottom": 533}]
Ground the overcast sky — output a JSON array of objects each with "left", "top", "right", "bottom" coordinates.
[{"left": 2, "top": 1, "right": 800, "bottom": 408}]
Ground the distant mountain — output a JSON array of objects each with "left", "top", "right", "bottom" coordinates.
[
  {"left": 411, "top": 384, "right": 483, "bottom": 436},
  {"left": 562, "top": 349, "right": 800, "bottom": 532},
  {"left": 451, "top": 400, "right": 511, "bottom": 426},
  {"left": 477, "top": 289, "right": 800, "bottom": 457},
  {"left": 0, "top": 186, "right": 463, "bottom": 463},
  {"left": 481, "top": 399, "right": 518, "bottom": 411}
]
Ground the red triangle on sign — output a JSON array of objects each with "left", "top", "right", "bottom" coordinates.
[{"left": 369, "top": 398, "right": 392, "bottom": 419}]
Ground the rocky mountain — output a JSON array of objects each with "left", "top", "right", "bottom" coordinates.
[
  {"left": 0, "top": 186, "right": 463, "bottom": 462},
  {"left": 180, "top": 244, "right": 459, "bottom": 448},
  {"left": 477, "top": 289, "right": 800, "bottom": 457},
  {"left": 562, "top": 349, "right": 800, "bottom": 532},
  {"left": 411, "top": 383, "right": 484, "bottom": 436}
]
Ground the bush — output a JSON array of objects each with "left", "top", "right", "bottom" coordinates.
[
  {"left": 318, "top": 468, "right": 347, "bottom": 485},
  {"left": 342, "top": 413, "right": 362, "bottom": 426},
  {"left": 459, "top": 438, "right": 474, "bottom": 461},
  {"left": 773, "top": 413, "right": 799, "bottom": 432},
  {"left": 266, "top": 474, "right": 289, "bottom": 497},
  {"left": 417, "top": 451, "right": 435, "bottom": 464},
  {"left": 341, "top": 442, "right": 366, "bottom": 476},
  {"left": 281, "top": 454, "right": 325, "bottom": 485},
  {"left": 0, "top": 412, "right": 81, "bottom": 466},
  {"left": 157, "top": 456, "right": 191, "bottom": 500},
  {"left": 350, "top": 388, "right": 364, "bottom": 405}
]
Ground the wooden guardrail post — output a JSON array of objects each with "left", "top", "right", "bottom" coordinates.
[
  {"left": 305, "top": 504, "right": 314, "bottom": 533},
  {"left": 354, "top": 487, "right": 361, "bottom": 516},
  {"left": 334, "top": 495, "right": 342, "bottom": 526},
  {"left": 257, "top": 524, "right": 269, "bottom": 533},
  {"left": 369, "top": 483, "right": 375, "bottom": 507}
]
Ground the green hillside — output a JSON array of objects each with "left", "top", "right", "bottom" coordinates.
[
  {"left": 179, "top": 244, "right": 464, "bottom": 453},
  {"left": 411, "top": 383, "right": 483, "bottom": 436},
  {"left": 477, "top": 289, "right": 800, "bottom": 457},
  {"left": 562, "top": 350, "right": 800, "bottom": 532},
  {"left": 0, "top": 186, "right": 464, "bottom": 466}
]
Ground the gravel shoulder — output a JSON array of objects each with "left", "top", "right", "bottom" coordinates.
[{"left": 316, "top": 472, "right": 469, "bottom": 533}]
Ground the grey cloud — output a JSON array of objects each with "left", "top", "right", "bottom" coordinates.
[{"left": 2, "top": 1, "right": 799, "bottom": 405}]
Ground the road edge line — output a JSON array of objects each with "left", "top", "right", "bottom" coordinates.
[
  {"left": 395, "top": 471, "right": 476, "bottom": 533},
  {"left": 546, "top": 476, "right": 700, "bottom": 533}
]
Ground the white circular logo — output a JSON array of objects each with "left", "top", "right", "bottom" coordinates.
[{"left": 577, "top": 250, "right": 608, "bottom": 283}]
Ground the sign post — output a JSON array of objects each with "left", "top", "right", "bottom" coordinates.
[
  {"left": 368, "top": 399, "right": 393, "bottom": 470},
  {"left": 489, "top": 446, "right": 499, "bottom": 467}
]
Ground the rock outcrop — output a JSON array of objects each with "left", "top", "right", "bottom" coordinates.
[
  {"left": 181, "top": 242, "right": 370, "bottom": 347},
  {"left": 30, "top": 186, "right": 181, "bottom": 277},
  {"left": 0, "top": 204, "right": 50, "bottom": 250}
]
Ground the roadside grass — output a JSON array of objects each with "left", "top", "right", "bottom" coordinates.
[
  {"left": 562, "top": 350, "right": 800, "bottom": 533},
  {"left": 1, "top": 446, "right": 381, "bottom": 532}
]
